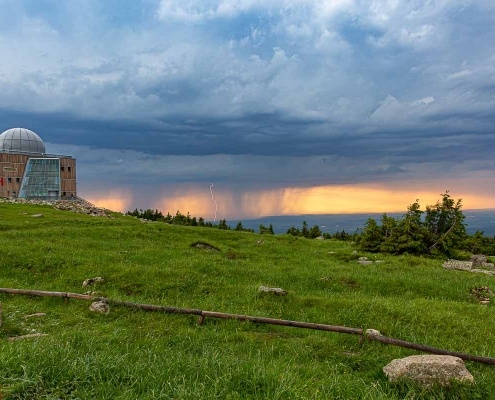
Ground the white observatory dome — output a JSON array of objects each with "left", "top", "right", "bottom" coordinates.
[{"left": 0, "top": 127, "right": 46, "bottom": 154}]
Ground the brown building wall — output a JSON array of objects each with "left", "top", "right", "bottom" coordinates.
[
  {"left": 0, "top": 153, "right": 28, "bottom": 197},
  {"left": 0, "top": 153, "right": 77, "bottom": 199},
  {"left": 60, "top": 157, "right": 77, "bottom": 198}
]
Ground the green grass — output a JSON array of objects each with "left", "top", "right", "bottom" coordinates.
[{"left": 1, "top": 203, "right": 494, "bottom": 399}]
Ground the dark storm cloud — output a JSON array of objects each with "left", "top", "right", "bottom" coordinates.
[{"left": 0, "top": 0, "right": 494, "bottom": 200}]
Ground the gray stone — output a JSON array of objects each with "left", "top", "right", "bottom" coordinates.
[
  {"left": 31, "top": 214, "right": 44, "bottom": 218},
  {"left": 383, "top": 355, "right": 474, "bottom": 387},
  {"left": 24, "top": 313, "right": 47, "bottom": 319},
  {"left": 442, "top": 260, "right": 473, "bottom": 271},
  {"left": 89, "top": 301, "right": 110, "bottom": 314},
  {"left": 470, "top": 254, "right": 487, "bottom": 267},
  {"left": 481, "top": 262, "right": 495, "bottom": 270},
  {"left": 471, "top": 269, "right": 495, "bottom": 276},
  {"left": 82, "top": 276, "right": 105, "bottom": 287},
  {"left": 365, "top": 329, "right": 382, "bottom": 337},
  {"left": 259, "top": 286, "right": 287, "bottom": 295},
  {"left": 0, "top": 198, "right": 113, "bottom": 217}
]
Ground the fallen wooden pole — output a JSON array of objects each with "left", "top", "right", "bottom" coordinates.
[
  {"left": 365, "top": 330, "right": 495, "bottom": 365},
  {"left": 1, "top": 287, "right": 494, "bottom": 365},
  {"left": 201, "top": 311, "right": 363, "bottom": 335}
]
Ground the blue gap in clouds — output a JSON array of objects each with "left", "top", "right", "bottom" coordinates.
[{"left": 337, "top": 17, "right": 384, "bottom": 49}]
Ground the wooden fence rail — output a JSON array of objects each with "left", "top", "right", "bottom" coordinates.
[{"left": 1, "top": 287, "right": 494, "bottom": 365}]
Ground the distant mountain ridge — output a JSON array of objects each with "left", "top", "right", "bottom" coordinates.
[{"left": 237, "top": 209, "right": 495, "bottom": 236}]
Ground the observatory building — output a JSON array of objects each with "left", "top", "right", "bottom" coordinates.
[{"left": 0, "top": 128, "right": 76, "bottom": 200}]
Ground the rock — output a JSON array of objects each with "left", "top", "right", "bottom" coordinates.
[
  {"left": 315, "top": 236, "right": 325, "bottom": 240},
  {"left": 470, "top": 269, "right": 495, "bottom": 276},
  {"left": 31, "top": 214, "right": 44, "bottom": 218},
  {"left": 445, "top": 258, "right": 495, "bottom": 272},
  {"left": 24, "top": 313, "right": 47, "bottom": 319},
  {"left": 358, "top": 257, "right": 383, "bottom": 264},
  {"left": 89, "top": 301, "right": 110, "bottom": 314},
  {"left": 257, "top": 239, "right": 264, "bottom": 245},
  {"left": 468, "top": 255, "right": 495, "bottom": 270},
  {"left": 259, "top": 286, "right": 288, "bottom": 295},
  {"left": 352, "top": 250, "right": 358, "bottom": 255},
  {"left": 192, "top": 242, "right": 220, "bottom": 251},
  {"left": 442, "top": 260, "right": 473, "bottom": 271},
  {"left": 365, "top": 329, "right": 382, "bottom": 337},
  {"left": 470, "top": 254, "right": 488, "bottom": 267},
  {"left": 383, "top": 355, "right": 474, "bottom": 387},
  {"left": 0, "top": 198, "right": 114, "bottom": 217},
  {"left": 482, "top": 263, "right": 495, "bottom": 270},
  {"left": 82, "top": 277, "right": 105, "bottom": 287},
  {"left": 470, "top": 286, "right": 493, "bottom": 304}
]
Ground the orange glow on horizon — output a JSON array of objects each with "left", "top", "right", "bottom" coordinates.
[
  {"left": 85, "top": 190, "right": 133, "bottom": 212},
  {"left": 82, "top": 177, "right": 495, "bottom": 218},
  {"left": 151, "top": 181, "right": 495, "bottom": 220}
]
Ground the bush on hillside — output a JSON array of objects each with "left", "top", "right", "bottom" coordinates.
[
  {"left": 358, "top": 192, "right": 466, "bottom": 256},
  {"left": 286, "top": 221, "right": 322, "bottom": 239},
  {"left": 460, "top": 231, "right": 495, "bottom": 255}
]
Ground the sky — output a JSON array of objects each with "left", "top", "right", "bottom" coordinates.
[{"left": 1, "top": 0, "right": 494, "bottom": 220}]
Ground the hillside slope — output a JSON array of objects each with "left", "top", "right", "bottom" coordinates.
[{"left": 1, "top": 203, "right": 494, "bottom": 399}]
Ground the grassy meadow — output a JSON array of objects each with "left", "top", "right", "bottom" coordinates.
[{"left": 1, "top": 203, "right": 494, "bottom": 399}]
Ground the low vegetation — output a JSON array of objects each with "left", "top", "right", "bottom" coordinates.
[
  {"left": 1, "top": 201, "right": 495, "bottom": 399},
  {"left": 126, "top": 209, "right": 255, "bottom": 232}
]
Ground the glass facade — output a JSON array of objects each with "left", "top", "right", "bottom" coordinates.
[{"left": 19, "top": 158, "right": 61, "bottom": 200}]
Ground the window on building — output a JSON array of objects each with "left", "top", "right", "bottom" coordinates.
[
  {"left": 7, "top": 177, "right": 12, "bottom": 183},
  {"left": 68, "top": 167, "right": 72, "bottom": 172},
  {"left": 19, "top": 158, "right": 61, "bottom": 200},
  {"left": 61, "top": 166, "right": 65, "bottom": 171},
  {"left": 16, "top": 178, "right": 20, "bottom": 183}
]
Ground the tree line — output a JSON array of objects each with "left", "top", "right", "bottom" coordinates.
[
  {"left": 127, "top": 191, "right": 495, "bottom": 257},
  {"left": 126, "top": 209, "right": 255, "bottom": 232}
]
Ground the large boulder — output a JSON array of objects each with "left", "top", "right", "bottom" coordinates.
[
  {"left": 442, "top": 260, "right": 473, "bottom": 271},
  {"left": 470, "top": 254, "right": 487, "bottom": 266},
  {"left": 383, "top": 355, "right": 474, "bottom": 387},
  {"left": 470, "top": 254, "right": 495, "bottom": 270}
]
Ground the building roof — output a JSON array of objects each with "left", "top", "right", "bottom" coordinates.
[{"left": 0, "top": 127, "right": 46, "bottom": 154}]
